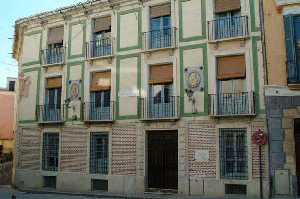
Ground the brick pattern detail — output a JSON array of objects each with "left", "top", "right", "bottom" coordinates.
[
  {"left": 112, "top": 125, "right": 136, "bottom": 175},
  {"left": 251, "top": 120, "right": 268, "bottom": 178},
  {"left": 188, "top": 121, "right": 217, "bottom": 177},
  {"left": 60, "top": 129, "right": 87, "bottom": 173},
  {"left": 17, "top": 128, "right": 41, "bottom": 170}
]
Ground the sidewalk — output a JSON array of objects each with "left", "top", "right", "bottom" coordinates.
[{"left": 0, "top": 186, "right": 298, "bottom": 199}]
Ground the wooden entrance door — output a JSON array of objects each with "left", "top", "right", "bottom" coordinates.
[
  {"left": 147, "top": 131, "right": 178, "bottom": 190},
  {"left": 294, "top": 119, "right": 300, "bottom": 195}
]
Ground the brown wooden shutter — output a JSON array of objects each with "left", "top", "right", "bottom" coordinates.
[
  {"left": 46, "top": 77, "right": 62, "bottom": 88},
  {"left": 150, "top": 4, "right": 171, "bottom": 18},
  {"left": 90, "top": 71, "right": 111, "bottom": 91},
  {"left": 94, "top": 16, "right": 111, "bottom": 33},
  {"left": 215, "top": 0, "right": 241, "bottom": 13},
  {"left": 217, "top": 55, "right": 246, "bottom": 80},
  {"left": 48, "top": 26, "right": 64, "bottom": 44},
  {"left": 149, "top": 64, "right": 173, "bottom": 85}
]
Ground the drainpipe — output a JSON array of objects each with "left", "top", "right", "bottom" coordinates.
[{"left": 258, "top": 0, "right": 271, "bottom": 198}]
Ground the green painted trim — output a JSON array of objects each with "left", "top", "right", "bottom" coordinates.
[
  {"left": 19, "top": 120, "right": 37, "bottom": 124},
  {"left": 178, "top": 0, "right": 206, "bottom": 42},
  {"left": 68, "top": 20, "right": 86, "bottom": 59},
  {"left": 117, "top": 8, "right": 142, "bottom": 52},
  {"left": 19, "top": 67, "right": 41, "bottom": 123},
  {"left": 22, "top": 30, "right": 43, "bottom": 67},
  {"left": 249, "top": 0, "right": 260, "bottom": 32},
  {"left": 66, "top": 61, "right": 85, "bottom": 120},
  {"left": 117, "top": 115, "right": 139, "bottom": 120},
  {"left": 179, "top": 43, "right": 208, "bottom": 117},
  {"left": 116, "top": 53, "right": 141, "bottom": 120},
  {"left": 23, "top": 67, "right": 41, "bottom": 73},
  {"left": 252, "top": 36, "right": 262, "bottom": 113}
]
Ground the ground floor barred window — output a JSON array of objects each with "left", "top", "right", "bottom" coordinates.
[
  {"left": 42, "top": 133, "right": 59, "bottom": 171},
  {"left": 220, "top": 128, "right": 248, "bottom": 179},
  {"left": 90, "top": 133, "right": 109, "bottom": 174}
]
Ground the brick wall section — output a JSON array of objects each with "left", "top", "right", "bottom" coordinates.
[
  {"left": 112, "top": 125, "right": 136, "bottom": 175},
  {"left": 17, "top": 128, "right": 41, "bottom": 170},
  {"left": 60, "top": 129, "right": 87, "bottom": 173},
  {"left": 251, "top": 119, "right": 268, "bottom": 178},
  {"left": 187, "top": 121, "right": 217, "bottom": 177}
]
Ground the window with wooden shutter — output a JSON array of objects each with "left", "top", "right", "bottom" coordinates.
[
  {"left": 150, "top": 3, "right": 171, "bottom": 18},
  {"left": 94, "top": 16, "right": 111, "bottom": 33},
  {"left": 149, "top": 64, "right": 173, "bottom": 85},
  {"left": 284, "top": 15, "right": 300, "bottom": 84},
  {"left": 215, "top": 0, "right": 241, "bottom": 13},
  {"left": 46, "top": 77, "right": 62, "bottom": 89},
  {"left": 217, "top": 55, "right": 246, "bottom": 80},
  {"left": 48, "top": 26, "right": 64, "bottom": 44},
  {"left": 90, "top": 71, "right": 111, "bottom": 91}
]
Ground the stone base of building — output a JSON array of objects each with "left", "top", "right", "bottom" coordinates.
[{"left": 15, "top": 117, "right": 269, "bottom": 198}]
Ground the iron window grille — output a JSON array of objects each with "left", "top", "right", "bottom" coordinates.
[
  {"left": 220, "top": 128, "right": 248, "bottom": 180},
  {"left": 42, "top": 133, "right": 59, "bottom": 171},
  {"left": 90, "top": 133, "right": 109, "bottom": 174}
]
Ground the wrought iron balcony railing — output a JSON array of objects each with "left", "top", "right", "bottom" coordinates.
[
  {"left": 37, "top": 104, "right": 65, "bottom": 123},
  {"left": 86, "top": 37, "right": 113, "bottom": 59},
  {"left": 83, "top": 101, "right": 114, "bottom": 122},
  {"left": 140, "top": 96, "right": 179, "bottom": 120},
  {"left": 41, "top": 46, "right": 65, "bottom": 66},
  {"left": 209, "top": 92, "right": 255, "bottom": 117},
  {"left": 143, "top": 28, "right": 177, "bottom": 51},
  {"left": 208, "top": 16, "right": 249, "bottom": 41}
]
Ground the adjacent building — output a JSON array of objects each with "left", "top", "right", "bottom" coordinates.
[
  {"left": 263, "top": 0, "right": 300, "bottom": 197},
  {"left": 0, "top": 77, "right": 16, "bottom": 155},
  {"left": 13, "top": 0, "right": 268, "bottom": 198}
]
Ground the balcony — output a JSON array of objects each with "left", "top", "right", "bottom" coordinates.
[
  {"left": 86, "top": 37, "right": 113, "bottom": 60},
  {"left": 37, "top": 104, "right": 65, "bottom": 123},
  {"left": 143, "top": 28, "right": 176, "bottom": 51},
  {"left": 83, "top": 101, "right": 114, "bottom": 122},
  {"left": 140, "top": 96, "right": 179, "bottom": 120},
  {"left": 208, "top": 16, "right": 249, "bottom": 41},
  {"left": 41, "top": 46, "right": 65, "bottom": 66},
  {"left": 209, "top": 92, "right": 255, "bottom": 117}
]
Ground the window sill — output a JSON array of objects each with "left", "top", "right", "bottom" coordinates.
[
  {"left": 287, "top": 83, "right": 300, "bottom": 90},
  {"left": 208, "top": 35, "right": 250, "bottom": 44},
  {"left": 42, "top": 62, "right": 65, "bottom": 68}
]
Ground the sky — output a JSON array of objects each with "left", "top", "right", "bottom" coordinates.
[{"left": 0, "top": 0, "right": 85, "bottom": 88}]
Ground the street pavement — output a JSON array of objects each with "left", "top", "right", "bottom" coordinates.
[
  {"left": 0, "top": 186, "right": 299, "bottom": 199},
  {"left": 0, "top": 186, "right": 120, "bottom": 199}
]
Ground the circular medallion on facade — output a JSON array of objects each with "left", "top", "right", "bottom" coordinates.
[{"left": 187, "top": 71, "right": 201, "bottom": 89}]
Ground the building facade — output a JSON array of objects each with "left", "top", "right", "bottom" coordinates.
[
  {"left": 13, "top": 0, "right": 268, "bottom": 198},
  {"left": 263, "top": 0, "right": 300, "bottom": 197}
]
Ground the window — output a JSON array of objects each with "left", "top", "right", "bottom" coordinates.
[
  {"left": 43, "top": 77, "right": 62, "bottom": 121},
  {"left": 89, "top": 71, "right": 112, "bottom": 120},
  {"left": 91, "top": 179, "right": 108, "bottom": 191},
  {"left": 42, "top": 133, "right": 59, "bottom": 171},
  {"left": 216, "top": 55, "right": 248, "bottom": 115},
  {"left": 147, "top": 64, "right": 175, "bottom": 118},
  {"left": 213, "top": 0, "right": 245, "bottom": 40},
  {"left": 90, "top": 133, "right": 109, "bottom": 174},
  {"left": 46, "top": 26, "right": 64, "bottom": 65},
  {"left": 43, "top": 176, "right": 56, "bottom": 189},
  {"left": 284, "top": 15, "right": 300, "bottom": 83},
  {"left": 220, "top": 128, "right": 248, "bottom": 179},
  {"left": 149, "top": 4, "right": 172, "bottom": 49},
  {"left": 92, "top": 16, "right": 112, "bottom": 57},
  {"left": 8, "top": 81, "right": 15, "bottom": 91}
]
